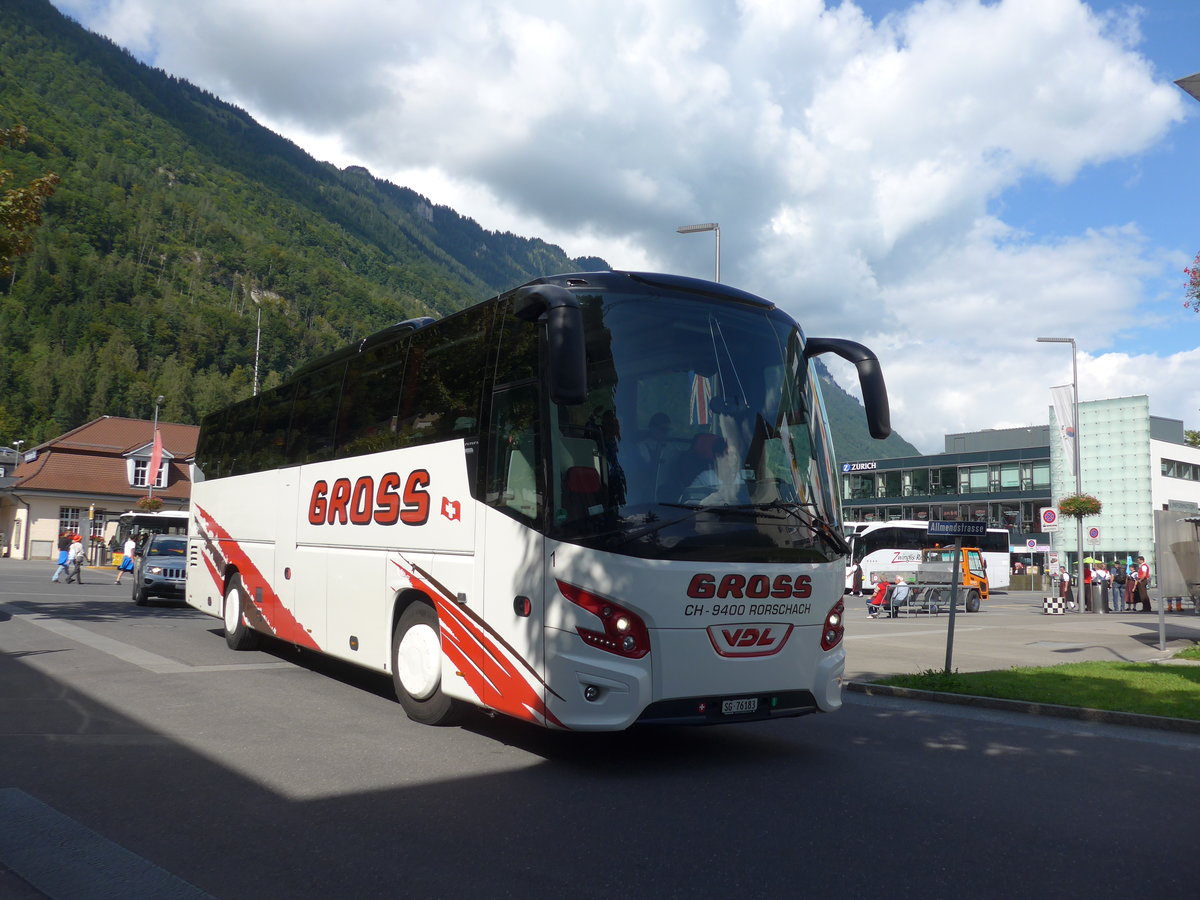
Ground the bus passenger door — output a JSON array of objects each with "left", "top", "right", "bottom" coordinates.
[{"left": 476, "top": 385, "right": 547, "bottom": 721}]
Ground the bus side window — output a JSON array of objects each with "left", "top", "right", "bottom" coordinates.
[
  {"left": 335, "top": 340, "right": 407, "bottom": 458},
  {"left": 396, "top": 309, "right": 489, "bottom": 449},
  {"left": 287, "top": 364, "right": 345, "bottom": 465},
  {"left": 486, "top": 385, "right": 541, "bottom": 521},
  {"left": 196, "top": 408, "right": 229, "bottom": 479},
  {"left": 252, "top": 382, "right": 296, "bottom": 472},
  {"left": 224, "top": 397, "right": 260, "bottom": 477}
]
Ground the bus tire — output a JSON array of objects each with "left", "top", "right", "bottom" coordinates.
[
  {"left": 965, "top": 590, "right": 981, "bottom": 613},
  {"left": 224, "top": 574, "right": 261, "bottom": 650},
  {"left": 392, "top": 601, "right": 462, "bottom": 726}
]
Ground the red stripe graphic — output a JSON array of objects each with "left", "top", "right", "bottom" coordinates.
[
  {"left": 194, "top": 504, "right": 320, "bottom": 650},
  {"left": 389, "top": 557, "right": 565, "bottom": 729}
]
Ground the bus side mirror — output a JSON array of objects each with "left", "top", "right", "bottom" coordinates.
[
  {"left": 513, "top": 285, "right": 587, "bottom": 406},
  {"left": 804, "top": 337, "right": 891, "bottom": 439}
]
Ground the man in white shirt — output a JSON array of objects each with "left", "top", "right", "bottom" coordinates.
[{"left": 65, "top": 536, "right": 85, "bottom": 585}]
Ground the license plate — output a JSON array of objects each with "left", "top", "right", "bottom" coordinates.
[{"left": 721, "top": 697, "right": 758, "bottom": 715}]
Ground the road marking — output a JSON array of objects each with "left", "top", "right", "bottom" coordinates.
[
  {"left": 846, "top": 626, "right": 987, "bottom": 641},
  {"left": 0, "top": 602, "right": 289, "bottom": 674},
  {"left": 0, "top": 788, "right": 213, "bottom": 899}
]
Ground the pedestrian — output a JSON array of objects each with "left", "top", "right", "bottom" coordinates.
[
  {"left": 114, "top": 535, "right": 137, "bottom": 585},
  {"left": 1095, "top": 564, "right": 1110, "bottom": 612},
  {"left": 1083, "top": 563, "right": 1093, "bottom": 612},
  {"left": 51, "top": 532, "right": 72, "bottom": 582},
  {"left": 1123, "top": 563, "right": 1137, "bottom": 611},
  {"left": 1059, "top": 566, "right": 1075, "bottom": 611},
  {"left": 1133, "top": 556, "right": 1152, "bottom": 612},
  {"left": 851, "top": 562, "right": 864, "bottom": 597},
  {"left": 65, "top": 534, "right": 85, "bottom": 584},
  {"left": 1111, "top": 562, "right": 1127, "bottom": 612},
  {"left": 867, "top": 577, "right": 888, "bottom": 618}
]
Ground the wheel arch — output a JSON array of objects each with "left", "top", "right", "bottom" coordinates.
[{"left": 391, "top": 587, "right": 438, "bottom": 642}]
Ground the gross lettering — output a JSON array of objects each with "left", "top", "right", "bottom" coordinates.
[{"left": 307, "top": 470, "right": 431, "bottom": 527}]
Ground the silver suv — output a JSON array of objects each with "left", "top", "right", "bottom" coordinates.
[{"left": 132, "top": 534, "right": 188, "bottom": 605}]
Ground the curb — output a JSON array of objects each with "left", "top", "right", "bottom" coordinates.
[{"left": 845, "top": 681, "right": 1200, "bottom": 735}]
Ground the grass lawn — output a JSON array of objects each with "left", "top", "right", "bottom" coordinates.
[{"left": 875, "top": 656, "right": 1200, "bottom": 721}]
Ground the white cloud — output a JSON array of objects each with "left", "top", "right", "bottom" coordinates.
[{"left": 53, "top": 0, "right": 1194, "bottom": 451}]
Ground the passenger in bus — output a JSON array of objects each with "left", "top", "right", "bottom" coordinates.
[
  {"left": 669, "top": 433, "right": 728, "bottom": 500},
  {"left": 636, "top": 413, "right": 673, "bottom": 467}
]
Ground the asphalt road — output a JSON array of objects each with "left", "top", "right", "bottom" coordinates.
[{"left": 1, "top": 560, "right": 1196, "bottom": 899}]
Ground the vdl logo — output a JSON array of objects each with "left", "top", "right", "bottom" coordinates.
[{"left": 707, "top": 623, "right": 794, "bottom": 657}]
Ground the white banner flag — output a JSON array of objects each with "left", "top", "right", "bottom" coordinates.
[{"left": 1050, "top": 384, "right": 1076, "bottom": 477}]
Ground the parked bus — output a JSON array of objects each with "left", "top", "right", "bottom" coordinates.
[
  {"left": 186, "top": 271, "right": 890, "bottom": 730},
  {"left": 117, "top": 509, "right": 190, "bottom": 549},
  {"left": 845, "top": 519, "right": 1010, "bottom": 593}
]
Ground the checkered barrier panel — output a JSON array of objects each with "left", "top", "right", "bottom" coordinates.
[{"left": 1042, "top": 596, "right": 1066, "bottom": 615}]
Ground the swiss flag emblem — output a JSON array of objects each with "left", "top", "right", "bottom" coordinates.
[{"left": 441, "top": 497, "right": 461, "bottom": 522}]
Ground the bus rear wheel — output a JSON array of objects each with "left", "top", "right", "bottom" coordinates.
[
  {"left": 223, "top": 574, "right": 261, "bottom": 650},
  {"left": 965, "top": 590, "right": 981, "bottom": 613},
  {"left": 392, "top": 602, "right": 462, "bottom": 726}
]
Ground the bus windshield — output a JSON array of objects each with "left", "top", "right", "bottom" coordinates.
[{"left": 545, "top": 290, "right": 842, "bottom": 563}]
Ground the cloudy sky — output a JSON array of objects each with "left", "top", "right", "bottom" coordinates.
[{"left": 54, "top": 0, "right": 1200, "bottom": 453}]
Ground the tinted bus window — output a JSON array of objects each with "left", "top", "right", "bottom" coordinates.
[
  {"left": 224, "top": 397, "right": 260, "bottom": 477},
  {"left": 252, "top": 382, "right": 297, "bottom": 472},
  {"left": 195, "top": 408, "right": 229, "bottom": 479},
  {"left": 335, "top": 339, "right": 408, "bottom": 458},
  {"left": 397, "top": 308, "right": 489, "bottom": 449},
  {"left": 287, "top": 363, "right": 345, "bottom": 465}
]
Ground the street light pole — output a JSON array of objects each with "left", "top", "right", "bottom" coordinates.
[
  {"left": 676, "top": 222, "right": 720, "bottom": 282},
  {"left": 253, "top": 296, "right": 262, "bottom": 397},
  {"left": 1037, "top": 337, "right": 1097, "bottom": 613}
]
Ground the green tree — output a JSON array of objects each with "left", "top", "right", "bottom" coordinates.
[
  {"left": 1186, "top": 430, "right": 1199, "bottom": 449},
  {"left": 0, "top": 125, "right": 59, "bottom": 278}
]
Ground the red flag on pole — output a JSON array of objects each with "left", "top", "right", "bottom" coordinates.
[{"left": 148, "top": 429, "right": 164, "bottom": 488}]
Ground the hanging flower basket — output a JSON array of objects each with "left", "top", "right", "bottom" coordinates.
[
  {"left": 1058, "top": 493, "right": 1102, "bottom": 518},
  {"left": 136, "top": 496, "right": 164, "bottom": 511}
]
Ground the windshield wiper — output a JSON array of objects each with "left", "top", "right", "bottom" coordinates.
[{"left": 715, "top": 501, "right": 851, "bottom": 555}]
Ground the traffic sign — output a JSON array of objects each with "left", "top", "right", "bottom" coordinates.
[
  {"left": 1040, "top": 507, "right": 1059, "bottom": 532},
  {"left": 1087, "top": 526, "right": 1100, "bottom": 544},
  {"left": 927, "top": 520, "right": 986, "bottom": 537}
]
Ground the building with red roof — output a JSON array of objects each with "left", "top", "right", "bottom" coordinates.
[{"left": 1, "top": 417, "right": 197, "bottom": 560}]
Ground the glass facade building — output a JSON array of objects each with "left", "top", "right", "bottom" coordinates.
[
  {"left": 840, "top": 397, "right": 1200, "bottom": 577},
  {"left": 840, "top": 426, "right": 1051, "bottom": 549}
]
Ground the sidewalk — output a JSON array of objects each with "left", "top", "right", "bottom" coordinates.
[{"left": 843, "top": 589, "right": 1200, "bottom": 732}]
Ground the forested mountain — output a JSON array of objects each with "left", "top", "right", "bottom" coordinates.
[
  {"left": 0, "top": 0, "right": 917, "bottom": 463},
  {"left": 0, "top": 0, "right": 604, "bottom": 442},
  {"left": 814, "top": 360, "right": 919, "bottom": 462}
]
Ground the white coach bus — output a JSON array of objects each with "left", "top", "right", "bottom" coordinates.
[
  {"left": 186, "top": 271, "right": 890, "bottom": 730},
  {"left": 845, "top": 519, "right": 1011, "bottom": 594}
]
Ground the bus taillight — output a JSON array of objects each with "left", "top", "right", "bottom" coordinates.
[
  {"left": 556, "top": 580, "right": 650, "bottom": 659},
  {"left": 820, "top": 599, "right": 845, "bottom": 651}
]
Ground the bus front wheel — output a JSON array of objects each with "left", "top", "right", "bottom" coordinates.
[
  {"left": 965, "top": 590, "right": 981, "bottom": 613},
  {"left": 391, "top": 602, "right": 462, "bottom": 726},
  {"left": 223, "top": 574, "right": 261, "bottom": 650}
]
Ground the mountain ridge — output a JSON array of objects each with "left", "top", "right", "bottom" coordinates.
[{"left": 0, "top": 0, "right": 917, "bottom": 464}]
